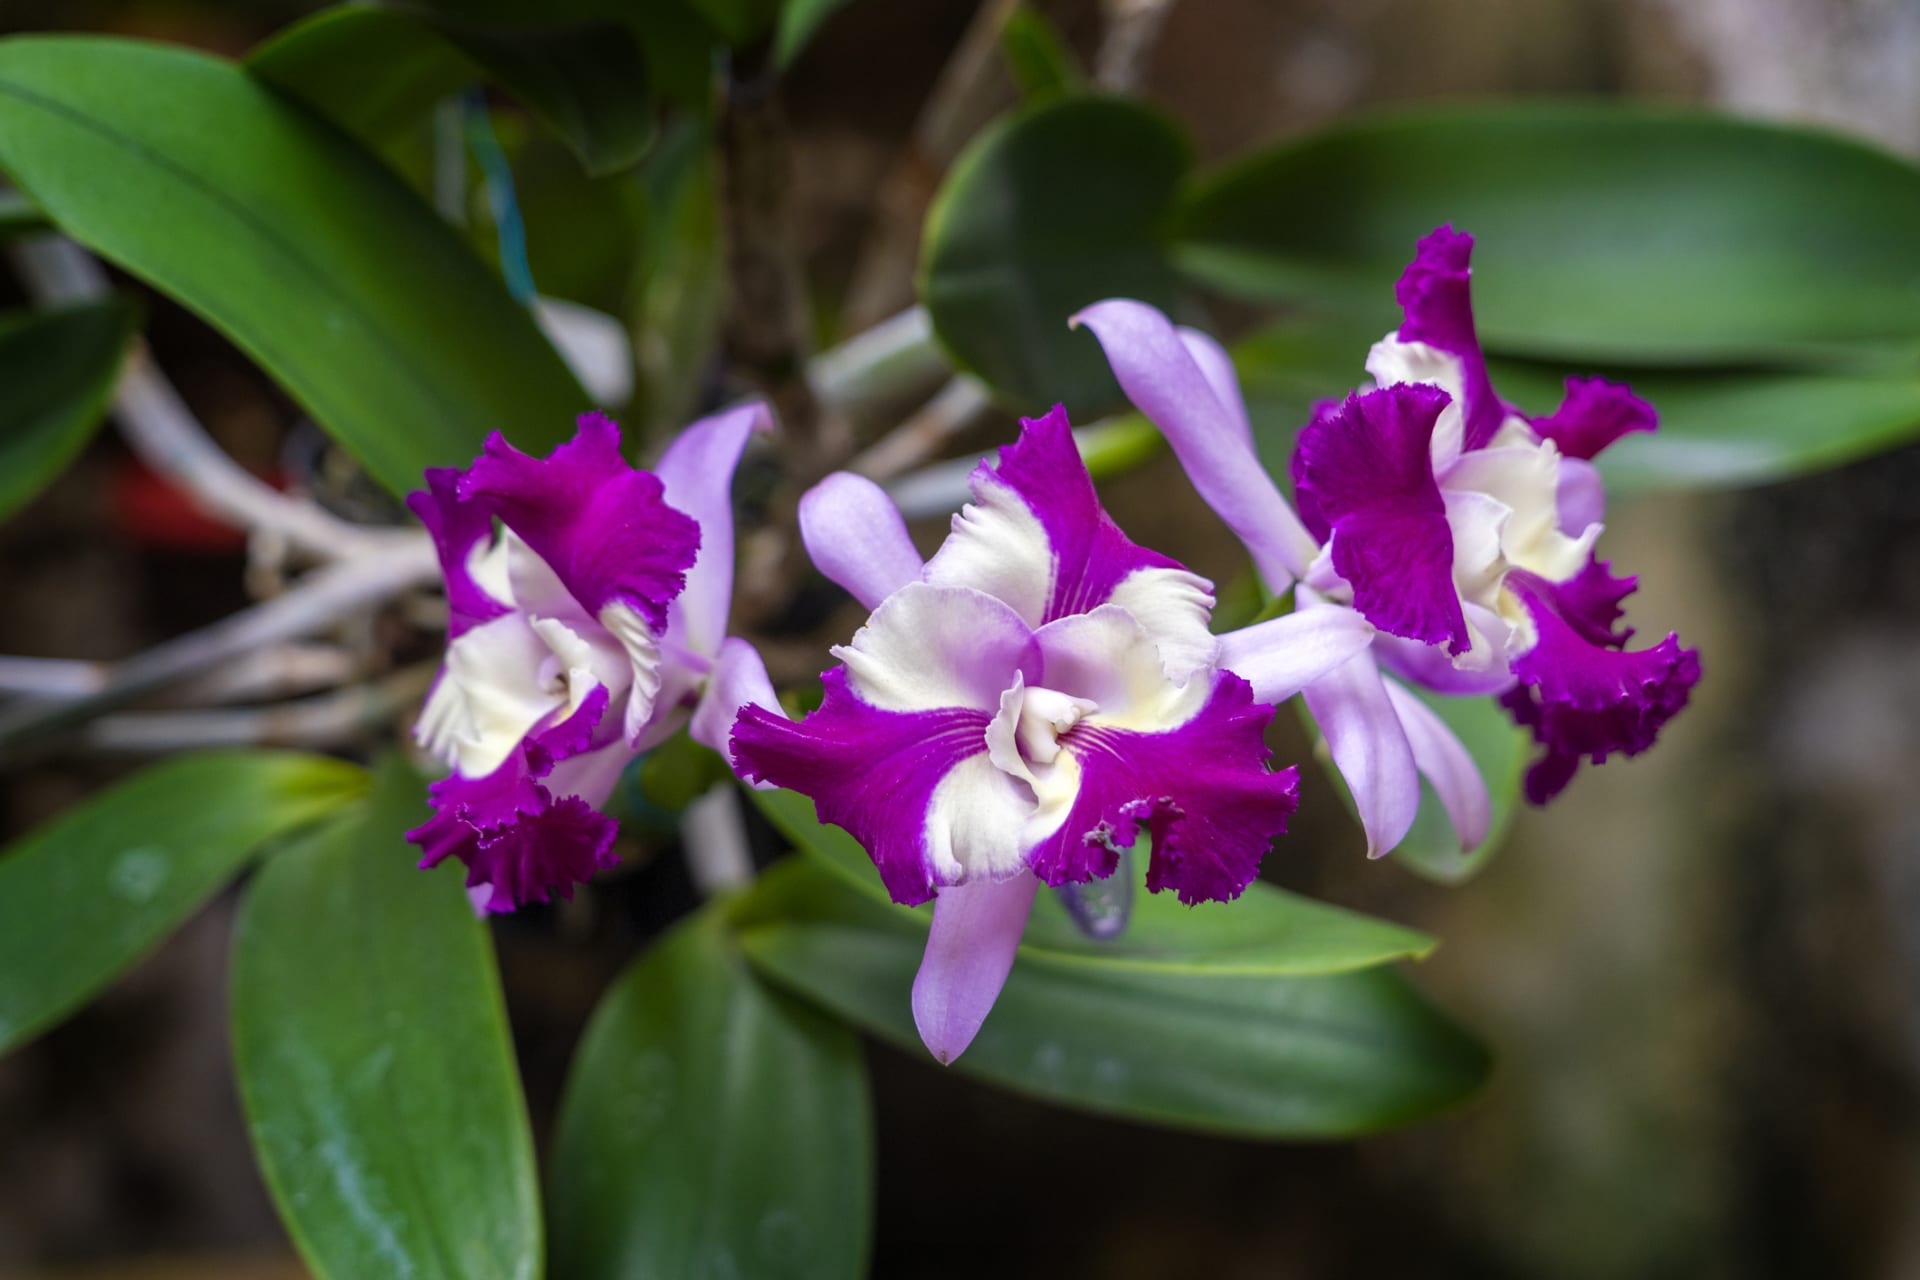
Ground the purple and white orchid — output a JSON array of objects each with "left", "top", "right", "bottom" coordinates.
[
  {"left": 731, "top": 406, "right": 1353, "bottom": 1063},
  {"left": 406, "top": 406, "right": 774, "bottom": 912},
  {"left": 1079, "top": 225, "right": 1699, "bottom": 854}
]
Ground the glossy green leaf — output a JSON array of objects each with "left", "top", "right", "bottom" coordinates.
[
  {"left": 749, "top": 787, "right": 1435, "bottom": 975},
  {"left": 0, "top": 37, "right": 586, "bottom": 498},
  {"left": 0, "top": 751, "right": 365, "bottom": 1056},
  {"left": 250, "top": 6, "right": 654, "bottom": 175},
  {"left": 733, "top": 857, "right": 1488, "bottom": 1137},
  {"left": 999, "top": 7, "right": 1081, "bottom": 103},
  {"left": 920, "top": 95, "right": 1190, "bottom": 416},
  {"left": 0, "top": 298, "right": 137, "bottom": 521},
  {"left": 550, "top": 908, "right": 872, "bottom": 1279},
  {"left": 1230, "top": 317, "right": 1920, "bottom": 495},
  {"left": 232, "top": 757, "right": 539, "bottom": 1280},
  {"left": 1177, "top": 104, "right": 1920, "bottom": 365}
]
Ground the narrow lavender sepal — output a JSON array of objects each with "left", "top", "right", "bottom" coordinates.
[
  {"left": 655, "top": 402, "right": 772, "bottom": 659},
  {"left": 1293, "top": 384, "right": 1468, "bottom": 653},
  {"left": 690, "top": 636, "right": 782, "bottom": 766},
  {"left": 461, "top": 412, "right": 700, "bottom": 633},
  {"left": 1175, "top": 325, "right": 1253, "bottom": 447},
  {"left": 1074, "top": 299, "right": 1316, "bottom": 589},
  {"left": 1303, "top": 650, "right": 1421, "bottom": 858},
  {"left": 1394, "top": 225, "right": 1505, "bottom": 452},
  {"left": 1381, "top": 679, "right": 1492, "bottom": 850},
  {"left": 1532, "top": 377, "right": 1657, "bottom": 462},
  {"left": 912, "top": 873, "right": 1040, "bottom": 1064},
  {"left": 799, "top": 472, "right": 926, "bottom": 609},
  {"left": 1215, "top": 603, "right": 1376, "bottom": 704}
]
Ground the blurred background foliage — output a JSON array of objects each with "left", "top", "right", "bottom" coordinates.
[{"left": 2, "top": 0, "right": 1920, "bottom": 1277}]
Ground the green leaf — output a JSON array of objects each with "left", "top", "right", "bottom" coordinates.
[
  {"left": 1177, "top": 103, "right": 1920, "bottom": 365},
  {"left": 733, "top": 857, "right": 1488, "bottom": 1137},
  {"left": 749, "top": 787, "right": 1435, "bottom": 975},
  {"left": 231, "top": 757, "right": 540, "bottom": 1280},
  {"left": 920, "top": 95, "right": 1190, "bottom": 416},
  {"left": 0, "top": 751, "right": 365, "bottom": 1056},
  {"left": 250, "top": 6, "right": 655, "bottom": 176},
  {"left": 999, "top": 7, "right": 1081, "bottom": 103},
  {"left": 0, "top": 36, "right": 587, "bottom": 498},
  {"left": 0, "top": 298, "right": 137, "bottom": 521},
  {"left": 550, "top": 908, "right": 872, "bottom": 1279}
]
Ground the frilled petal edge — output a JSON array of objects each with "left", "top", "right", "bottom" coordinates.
[{"left": 1293, "top": 384, "right": 1469, "bottom": 654}]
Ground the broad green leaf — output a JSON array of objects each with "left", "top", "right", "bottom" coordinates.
[
  {"left": 0, "top": 37, "right": 587, "bottom": 498},
  {"left": 733, "top": 858, "right": 1488, "bottom": 1137},
  {"left": 550, "top": 908, "right": 872, "bottom": 1280},
  {"left": 0, "top": 751, "right": 365, "bottom": 1055},
  {"left": 0, "top": 298, "right": 137, "bottom": 521},
  {"left": 250, "top": 6, "right": 654, "bottom": 175},
  {"left": 920, "top": 95, "right": 1190, "bottom": 416},
  {"left": 999, "top": 7, "right": 1081, "bottom": 103},
  {"left": 231, "top": 757, "right": 540, "bottom": 1280},
  {"left": 749, "top": 787, "right": 1435, "bottom": 975},
  {"left": 1177, "top": 104, "right": 1920, "bottom": 365}
]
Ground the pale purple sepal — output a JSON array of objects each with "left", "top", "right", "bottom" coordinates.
[
  {"left": 913, "top": 873, "right": 1040, "bottom": 1064},
  {"left": 407, "top": 470, "right": 509, "bottom": 638},
  {"left": 1031, "top": 673, "right": 1299, "bottom": 905},
  {"left": 655, "top": 402, "right": 771, "bottom": 659},
  {"left": 1395, "top": 225, "right": 1505, "bottom": 452},
  {"left": 1502, "top": 564, "right": 1701, "bottom": 802},
  {"left": 1293, "top": 385, "right": 1468, "bottom": 654},
  {"left": 1216, "top": 603, "right": 1376, "bottom": 704},
  {"left": 799, "top": 471, "right": 925, "bottom": 610},
  {"left": 1178, "top": 326, "right": 1254, "bottom": 447},
  {"left": 1303, "top": 650, "right": 1421, "bottom": 858},
  {"left": 461, "top": 412, "right": 700, "bottom": 633},
  {"left": 1532, "top": 377, "right": 1657, "bottom": 462},
  {"left": 1074, "top": 299, "right": 1315, "bottom": 590},
  {"left": 1382, "top": 679, "right": 1492, "bottom": 850},
  {"left": 690, "top": 636, "right": 781, "bottom": 762}
]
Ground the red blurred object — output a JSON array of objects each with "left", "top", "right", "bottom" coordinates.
[{"left": 109, "top": 459, "right": 282, "bottom": 553}]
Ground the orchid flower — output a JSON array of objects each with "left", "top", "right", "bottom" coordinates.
[
  {"left": 730, "top": 407, "right": 1357, "bottom": 1063},
  {"left": 1079, "top": 225, "right": 1699, "bottom": 856},
  {"left": 405, "top": 407, "right": 775, "bottom": 912}
]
